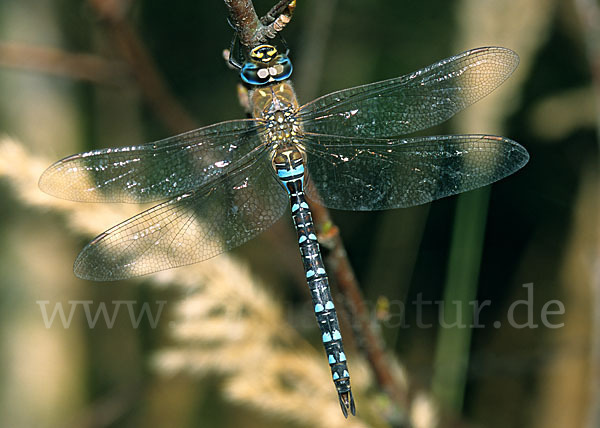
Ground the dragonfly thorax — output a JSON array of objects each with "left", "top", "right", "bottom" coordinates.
[
  {"left": 265, "top": 110, "right": 300, "bottom": 144},
  {"left": 250, "top": 81, "right": 299, "bottom": 117},
  {"left": 249, "top": 81, "right": 302, "bottom": 152}
]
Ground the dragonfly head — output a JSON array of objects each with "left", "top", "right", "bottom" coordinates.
[{"left": 241, "top": 44, "right": 293, "bottom": 86}]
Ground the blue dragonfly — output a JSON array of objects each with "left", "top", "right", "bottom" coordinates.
[{"left": 39, "top": 44, "right": 528, "bottom": 417}]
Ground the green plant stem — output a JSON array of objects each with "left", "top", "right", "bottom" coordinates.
[{"left": 431, "top": 186, "right": 490, "bottom": 412}]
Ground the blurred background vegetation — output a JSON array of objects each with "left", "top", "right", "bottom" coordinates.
[{"left": 0, "top": 0, "right": 598, "bottom": 427}]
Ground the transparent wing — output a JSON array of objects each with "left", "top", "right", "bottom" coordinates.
[
  {"left": 39, "top": 119, "right": 266, "bottom": 203},
  {"left": 301, "top": 133, "right": 529, "bottom": 210},
  {"left": 298, "top": 47, "right": 518, "bottom": 138},
  {"left": 74, "top": 151, "right": 288, "bottom": 281}
]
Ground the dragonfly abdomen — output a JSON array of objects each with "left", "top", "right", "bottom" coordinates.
[
  {"left": 292, "top": 200, "right": 355, "bottom": 417},
  {"left": 273, "top": 148, "right": 355, "bottom": 417}
]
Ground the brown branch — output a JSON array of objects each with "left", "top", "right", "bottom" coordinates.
[
  {"left": 87, "top": 0, "right": 197, "bottom": 133},
  {"left": 223, "top": 0, "right": 262, "bottom": 47},
  {"left": 224, "top": 0, "right": 296, "bottom": 48},
  {"left": 0, "top": 42, "right": 129, "bottom": 86},
  {"left": 262, "top": 0, "right": 296, "bottom": 25},
  {"left": 259, "top": 0, "right": 296, "bottom": 40}
]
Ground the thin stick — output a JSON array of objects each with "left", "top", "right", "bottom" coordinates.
[
  {"left": 223, "top": 0, "right": 262, "bottom": 47},
  {"left": 262, "top": 0, "right": 296, "bottom": 25},
  {"left": 259, "top": 0, "right": 296, "bottom": 40},
  {"left": 88, "top": 0, "right": 197, "bottom": 133},
  {"left": 224, "top": 0, "right": 296, "bottom": 47}
]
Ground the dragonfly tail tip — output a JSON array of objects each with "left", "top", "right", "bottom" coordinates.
[{"left": 338, "top": 390, "right": 356, "bottom": 418}]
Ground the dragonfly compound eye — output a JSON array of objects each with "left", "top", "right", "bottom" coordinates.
[
  {"left": 271, "top": 55, "right": 293, "bottom": 82},
  {"left": 241, "top": 44, "right": 293, "bottom": 86},
  {"left": 240, "top": 62, "right": 270, "bottom": 85}
]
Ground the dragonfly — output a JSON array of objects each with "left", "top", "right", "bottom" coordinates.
[{"left": 40, "top": 44, "right": 528, "bottom": 417}]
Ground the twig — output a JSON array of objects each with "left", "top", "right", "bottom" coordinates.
[
  {"left": 224, "top": 0, "right": 296, "bottom": 48},
  {"left": 223, "top": 0, "right": 262, "bottom": 47},
  {"left": 259, "top": 0, "right": 296, "bottom": 40},
  {"left": 87, "top": 0, "right": 197, "bottom": 133},
  {"left": 0, "top": 42, "right": 129, "bottom": 86}
]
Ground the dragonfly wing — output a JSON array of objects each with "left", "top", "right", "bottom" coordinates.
[
  {"left": 74, "top": 151, "right": 288, "bottom": 281},
  {"left": 301, "top": 133, "right": 529, "bottom": 210},
  {"left": 39, "top": 119, "right": 266, "bottom": 203},
  {"left": 298, "top": 47, "right": 518, "bottom": 138}
]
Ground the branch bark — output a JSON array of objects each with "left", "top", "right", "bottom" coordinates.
[{"left": 224, "top": 0, "right": 295, "bottom": 49}]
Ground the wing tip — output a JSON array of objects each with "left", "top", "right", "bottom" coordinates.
[
  {"left": 73, "top": 248, "right": 106, "bottom": 282},
  {"left": 466, "top": 46, "right": 520, "bottom": 81},
  {"left": 479, "top": 134, "right": 529, "bottom": 175},
  {"left": 73, "top": 234, "right": 123, "bottom": 282},
  {"left": 38, "top": 154, "right": 90, "bottom": 201},
  {"left": 38, "top": 162, "right": 61, "bottom": 197}
]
